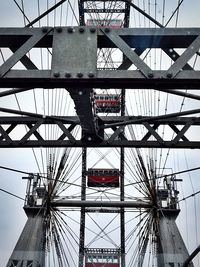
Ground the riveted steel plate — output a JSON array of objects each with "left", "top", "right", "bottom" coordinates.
[{"left": 51, "top": 27, "right": 97, "bottom": 78}]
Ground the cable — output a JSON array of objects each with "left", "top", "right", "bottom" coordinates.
[
  {"left": 0, "top": 165, "right": 32, "bottom": 175},
  {"left": 0, "top": 188, "right": 24, "bottom": 201}
]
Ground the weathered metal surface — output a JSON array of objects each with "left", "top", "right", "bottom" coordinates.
[
  {"left": 1, "top": 69, "right": 200, "bottom": 89},
  {"left": 52, "top": 199, "right": 151, "bottom": 208},
  {"left": 0, "top": 28, "right": 200, "bottom": 88},
  {"left": 6, "top": 215, "right": 46, "bottom": 267},
  {"left": 0, "top": 115, "right": 200, "bottom": 148},
  {"left": 157, "top": 213, "right": 194, "bottom": 267},
  {"left": 51, "top": 27, "right": 97, "bottom": 78}
]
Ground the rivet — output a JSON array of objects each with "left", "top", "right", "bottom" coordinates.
[
  {"left": 88, "top": 72, "right": 94, "bottom": 78},
  {"left": 77, "top": 73, "right": 83, "bottom": 78},
  {"left": 42, "top": 27, "right": 48, "bottom": 33},
  {"left": 57, "top": 27, "right": 62, "bottom": 33},
  {"left": 90, "top": 28, "right": 96, "bottom": 33},
  {"left": 167, "top": 73, "right": 172, "bottom": 78},
  {"left": 65, "top": 73, "right": 71, "bottom": 78},
  {"left": 105, "top": 28, "right": 110, "bottom": 33},
  {"left": 148, "top": 73, "right": 154, "bottom": 78},
  {"left": 87, "top": 136, "right": 92, "bottom": 141},
  {"left": 67, "top": 27, "right": 74, "bottom": 33},
  {"left": 79, "top": 28, "right": 85, "bottom": 33},
  {"left": 53, "top": 72, "right": 60, "bottom": 78}
]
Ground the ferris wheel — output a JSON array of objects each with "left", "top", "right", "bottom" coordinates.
[{"left": 0, "top": 0, "right": 200, "bottom": 267}]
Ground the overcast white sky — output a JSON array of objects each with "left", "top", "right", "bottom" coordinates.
[{"left": 1, "top": 0, "right": 200, "bottom": 266}]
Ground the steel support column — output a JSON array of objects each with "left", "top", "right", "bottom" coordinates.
[
  {"left": 120, "top": 89, "right": 126, "bottom": 267},
  {"left": 6, "top": 213, "right": 46, "bottom": 267},
  {"left": 79, "top": 148, "right": 87, "bottom": 267},
  {"left": 157, "top": 211, "right": 194, "bottom": 267}
]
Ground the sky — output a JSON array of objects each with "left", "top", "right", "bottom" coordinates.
[{"left": 0, "top": 0, "right": 200, "bottom": 266}]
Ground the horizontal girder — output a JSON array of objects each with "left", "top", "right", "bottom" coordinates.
[
  {"left": 0, "top": 27, "right": 200, "bottom": 89},
  {"left": 0, "top": 140, "right": 199, "bottom": 148},
  {"left": 1, "top": 70, "right": 200, "bottom": 89},
  {"left": 52, "top": 199, "right": 151, "bottom": 208},
  {"left": 83, "top": 8, "right": 126, "bottom": 13},
  {"left": 0, "top": 27, "right": 199, "bottom": 48},
  {"left": 0, "top": 115, "right": 199, "bottom": 148}
]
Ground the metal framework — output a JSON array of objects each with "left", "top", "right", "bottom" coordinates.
[
  {"left": 0, "top": 28, "right": 200, "bottom": 89},
  {"left": 0, "top": 115, "right": 200, "bottom": 148},
  {"left": 2, "top": 0, "right": 199, "bottom": 266}
]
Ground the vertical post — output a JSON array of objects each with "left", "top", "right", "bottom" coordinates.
[
  {"left": 157, "top": 210, "right": 194, "bottom": 267},
  {"left": 78, "top": 147, "right": 87, "bottom": 267},
  {"left": 6, "top": 212, "right": 46, "bottom": 267},
  {"left": 120, "top": 89, "right": 126, "bottom": 267}
]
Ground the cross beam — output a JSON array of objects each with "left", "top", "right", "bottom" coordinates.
[
  {"left": 1, "top": 27, "right": 200, "bottom": 89},
  {"left": 0, "top": 115, "right": 199, "bottom": 148},
  {"left": 52, "top": 199, "right": 151, "bottom": 208}
]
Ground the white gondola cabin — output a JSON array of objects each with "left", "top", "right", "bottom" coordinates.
[
  {"left": 95, "top": 94, "right": 121, "bottom": 113},
  {"left": 87, "top": 168, "right": 120, "bottom": 187},
  {"left": 85, "top": 248, "right": 120, "bottom": 267}
]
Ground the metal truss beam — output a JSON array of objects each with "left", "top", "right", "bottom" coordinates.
[
  {"left": 83, "top": 9, "right": 126, "bottom": 13},
  {"left": 79, "top": 0, "right": 130, "bottom": 27},
  {"left": 0, "top": 115, "right": 199, "bottom": 148},
  {"left": 1, "top": 27, "right": 200, "bottom": 89},
  {"left": 52, "top": 199, "right": 151, "bottom": 208}
]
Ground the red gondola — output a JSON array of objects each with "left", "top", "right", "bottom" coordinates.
[
  {"left": 87, "top": 168, "right": 120, "bottom": 187},
  {"left": 95, "top": 94, "right": 121, "bottom": 113}
]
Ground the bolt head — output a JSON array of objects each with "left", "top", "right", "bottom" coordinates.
[
  {"left": 79, "top": 28, "right": 85, "bottom": 33},
  {"left": 77, "top": 73, "right": 83, "bottom": 78},
  {"left": 65, "top": 73, "right": 71, "bottom": 78},
  {"left": 148, "top": 73, "right": 154, "bottom": 78},
  {"left": 53, "top": 72, "right": 60, "bottom": 78},
  {"left": 56, "top": 27, "right": 62, "bottom": 33},
  {"left": 90, "top": 28, "right": 96, "bottom": 33},
  {"left": 67, "top": 27, "right": 74, "bottom": 33},
  {"left": 105, "top": 28, "right": 110, "bottom": 33},
  {"left": 88, "top": 72, "right": 94, "bottom": 78},
  {"left": 167, "top": 73, "right": 172, "bottom": 78},
  {"left": 42, "top": 27, "right": 48, "bottom": 33}
]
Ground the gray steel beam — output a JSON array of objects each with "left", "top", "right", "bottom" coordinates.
[
  {"left": 1, "top": 69, "right": 200, "bottom": 89},
  {"left": 68, "top": 88, "right": 98, "bottom": 138},
  {"left": 83, "top": 8, "right": 126, "bottom": 13},
  {"left": 1, "top": 140, "right": 200, "bottom": 148},
  {"left": 157, "top": 89, "right": 200, "bottom": 101},
  {"left": 157, "top": 212, "right": 194, "bottom": 267},
  {"left": 0, "top": 115, "right": 199, "bottom": 125},
  {"left": 183, "top": 245, "right": 200, "bottom": 267},
  {"left": 52, "top": 200, "right": 151, "bottom": 208},
  {"left": 6, "top": 214, "right": 46, "bottom": 267},
  {"left": 1, "top": 28, "right": 200, "bottom": 89},
  {"left": 0, "top": 115, "right": 200, "bottom": 148},
  {"left": 0, "top": 29, "right": 52, "bottom": 78},
  {"left": 1, "top": 27, "right": 200, "bottom": 47}
]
